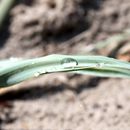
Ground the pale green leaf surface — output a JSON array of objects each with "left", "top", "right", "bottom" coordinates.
[{"left": 0, "top": 54, "right": 130, "bottom": 87}]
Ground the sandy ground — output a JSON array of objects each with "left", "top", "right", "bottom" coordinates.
[{"left": 0, "top": 0, "right": 130, "bottom": 129}]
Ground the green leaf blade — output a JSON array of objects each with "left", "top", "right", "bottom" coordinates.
[{"left": 1, "top": 54, "right": 130, "bottom": 87}]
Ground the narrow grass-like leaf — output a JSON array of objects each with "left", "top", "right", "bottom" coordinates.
[
  {"left": 0, "top": 54, "right": 130, "bottom": 87},
  {"left": 0, "top": 0, "right": 15, "bottom": 29}
]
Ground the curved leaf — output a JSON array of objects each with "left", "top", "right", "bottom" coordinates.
[{"left": 0, "top": 54, "right": 130, "bottom": 87}]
